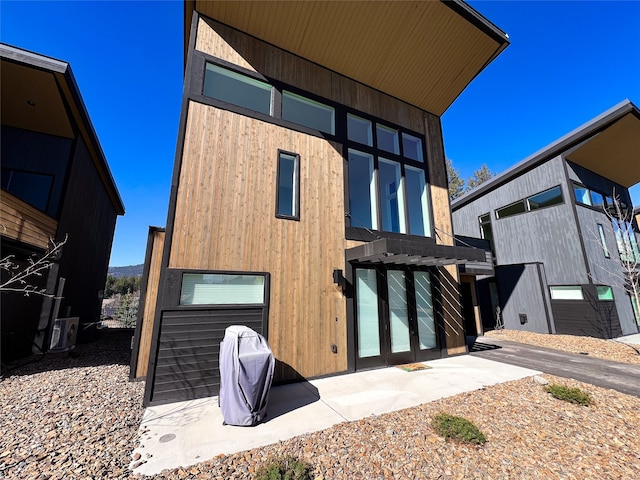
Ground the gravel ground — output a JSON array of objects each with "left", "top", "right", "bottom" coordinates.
[{"left": 2, "top": 329, "right": 639, "bottom": 479}]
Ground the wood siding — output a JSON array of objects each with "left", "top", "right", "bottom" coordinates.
[
  {"left": 169, "top": 101, "right": 347, "bottom": 380},
  {"left": 133, "top": 228, "right": 165, "bottom": 379},
  {"left": 0, "top": 191, "right": 57, "bottom": 250}
]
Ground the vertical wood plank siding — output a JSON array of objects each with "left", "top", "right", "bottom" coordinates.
[
  {"left": 0, "top": 192, "right": 57, "bottom": 250},
  {"left": 169, "top": 102, "right": 347, "bottom": 379},
  {"left": 159, "top": 15, "right": 464, "bottom": 381},
  {"left": 135, "top": 229, "right": 165, "bottom": 378}
]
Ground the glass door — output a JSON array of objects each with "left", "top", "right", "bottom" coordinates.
[
  {"left": 413, "top": 271, "right": 440, "bottom": 361},
  {"left": 355, "top": 268, "right": 384, "bottom": 368},
  {"left": 386, "top": 270, "right": 414, "bottom": 364}
]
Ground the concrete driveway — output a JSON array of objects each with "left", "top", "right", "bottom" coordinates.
[
  {"left": 131, "top": 354, "right": 539, "bottom": 476},
  {"left": 470, "top": 336, "right": 640, "bottom": 397}
]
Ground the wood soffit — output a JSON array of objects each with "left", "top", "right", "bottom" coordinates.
[
  {"left": 188, "top": 0, "right": 509, "bottom": 116},
  {"left": 566, "top": 112, "right": 640, "bottom": 188}
]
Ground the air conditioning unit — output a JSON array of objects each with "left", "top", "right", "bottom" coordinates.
[{"left": 49, "top": 317, "right": 79, "bottom": 352}]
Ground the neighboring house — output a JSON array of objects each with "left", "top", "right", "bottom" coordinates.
[
  {"left": 131, "top": 1, "right": 509, "bottom": 406},
  {"left": 1, "top": 44, "right": 124, "bottom": 363},
  {"left": 452, "top": 100, "right": 640, "bottom": 339}
]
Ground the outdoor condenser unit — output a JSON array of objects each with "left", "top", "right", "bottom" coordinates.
[{"left": 49, "top": 317, "right": 79, "bottom": 352}]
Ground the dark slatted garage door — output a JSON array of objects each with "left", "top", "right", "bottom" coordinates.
[
  {"left": 551, "top": 300, "right": 621, "bottom": 339},
  {"left": 149, "top": 307, "right": 265, "bottom": 405}
]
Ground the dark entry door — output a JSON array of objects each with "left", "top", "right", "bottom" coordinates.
[{"left": 354, "top": 267, "right": 439, "bottom": 369}]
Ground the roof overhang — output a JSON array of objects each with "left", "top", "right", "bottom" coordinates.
[
  {"left": 185, "top": 0, "right": 509, "bottom": 116},
  {"left": 346, "top": 237, "right": 486, "bottom": 267},
  {"left": 0, "top": 43, "right": 125, "bottom": 215},
  {"left": 453, "top": 99, "right": 640, "bottom": 209}
]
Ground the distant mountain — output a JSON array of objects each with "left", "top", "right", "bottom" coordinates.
[{"left": 108, "top": 264, "right": 143, "bottom": 278}]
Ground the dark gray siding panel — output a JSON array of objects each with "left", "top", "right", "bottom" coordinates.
[
  {"left": 574, "top": 199, "right": 639, "bottom": 335},
  {"left": 150, "top": 308, "right": 264, "bottom": 405},
  {"left": 55, "top": 136, "right": 118, "bottom": 339},
  {"left": 452, "top": 156, "right": 587, "bottom": 285},
  {"left": 495, "top": 263, "right": 551, "bottom": 334}
]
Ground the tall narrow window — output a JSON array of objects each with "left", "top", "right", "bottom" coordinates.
[
  {"left": 203, "top": 63, "right": 272, "bottom": 115},
  {"left": 597, "top": 224, "right": 610, "bottom": 258},
  {"left": 276, "top": 151, "right": 299, "bottom": 219},
  {"left": 405, "top": 166, "right": 430, "bottom": 236},
  {"left": 479, "top": 213, "right": 495, "bottom": 253},
  {"left": 348, "top": 149, "right": 378, "bottom": 230},
  {"left": 379, "top": 158, "right": 406, "bottom": 233},
  {"left": 282, "top": 91, "right": 335, "bottom": 134}
]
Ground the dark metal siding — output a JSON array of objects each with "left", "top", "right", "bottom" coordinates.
[
  {"left": 551, "top": 299, "right": 622, "bottom": 339},
  {"left": 150, "top": 308, "right": 264, "bottom": 405},
  {"left": 55, "top": 136, "right": 118, "bottom": 339}
]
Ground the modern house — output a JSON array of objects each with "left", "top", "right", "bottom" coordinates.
[
  {"left": 131, "top": 0, "right": 510, "bottom": 406},
  {"left": 452, "top": 100, "right": 640, "bottom": 339},
  {"left": 1, "top": 44, "right": 124, "bottom": 363}
]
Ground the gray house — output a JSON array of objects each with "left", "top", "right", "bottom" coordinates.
[{"left": 452, "top": 100, "right": 640, "bottom": 339}]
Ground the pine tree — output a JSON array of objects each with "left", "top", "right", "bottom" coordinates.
[
  {"left": 466, "top": 164, "right": 495, "bottom": 191},
  {"left": 446, "top": 158, "right": 466, "bottom": 200}
]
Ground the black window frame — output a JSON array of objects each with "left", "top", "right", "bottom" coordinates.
[{"left": 275, "top": 149, "right": 301, "bottom": 221}]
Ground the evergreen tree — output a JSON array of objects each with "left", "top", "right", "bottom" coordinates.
[
  {"left": 446, "top": 158, "right": 466, "bottom": 200},
  {"left": 466, "top": 164, "right": 495, "bottom": 191}
]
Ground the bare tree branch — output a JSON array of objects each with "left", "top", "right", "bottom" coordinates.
[{"left": 0, "top": 235, "right": 67, "bottom": 297}]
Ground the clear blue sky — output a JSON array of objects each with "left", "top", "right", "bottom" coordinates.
[{"left": 2, "top": 1, "right": 639, "bottom": 266}]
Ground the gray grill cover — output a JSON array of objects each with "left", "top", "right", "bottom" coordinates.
[{"left": 219, "top": 325, "right": 275, "bottom": 426}]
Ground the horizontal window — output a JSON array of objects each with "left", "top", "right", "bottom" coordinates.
[
  {"left": 550, "top": 286, "right": 584, "bottom": 300},
  {"left": 203, "top": 63, "right": 272, "bottom": 115},
  {"left": 180, "top": 273, "right": 265, "bottom": 305},
  {"left": 527, "top": 186, "right": 563, "bottom": 210},
  {"left": 496, "top": 200, "right": 526, "bottom": 219},
  {"left": 596, "top": 286, "right": 614, "bottom": 301},
  {"left": 282, "top": 91, "right": 335, "bottom": 134}
]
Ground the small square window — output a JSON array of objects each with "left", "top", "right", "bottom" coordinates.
[
  {"left": 573, "top": 184, "right": 591, "bottom": 206},
  {"left": 347, "top": 114, "right": 373, "bottom": 146},
  {"left": 597, "top": 286, "right": 614, "bottom": 301},
  {"left": 401, "top": 133, "right": 424, "bottom": 162},
  {"left": 590, "top": 191, "right": 604, "bottom": 209},
  {"left": 376, "top": 124, "right": 399, "bottom": 154}
]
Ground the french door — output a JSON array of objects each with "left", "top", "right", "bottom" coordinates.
[{"left": 354, "top": 266, "right": 439, "bottom": 369}]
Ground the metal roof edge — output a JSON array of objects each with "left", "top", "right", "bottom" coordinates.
[{"left": 451, "top": 99, "right": 639, "bottom": 211}]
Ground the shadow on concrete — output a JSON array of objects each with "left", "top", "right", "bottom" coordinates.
[{"left": 262, "top": 380, "right": 321, "bottom": 423}]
